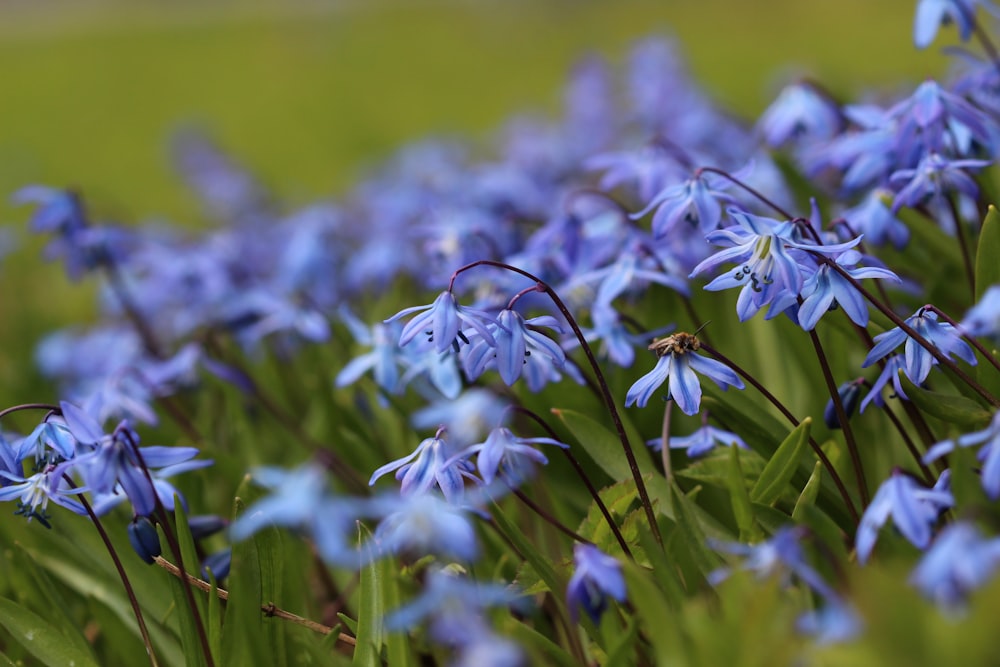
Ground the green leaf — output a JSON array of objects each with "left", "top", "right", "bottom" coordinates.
[
  {"left": 621, "top": 563, "right": 687, "bottom": 667},
  {"left": 491, "top": 501, "right": 563, "bottom": 595},
  {"left": 791, "top": 461, "right": 824, "bottom": 520},
  {"left": 0, "top": 596, "right": 100, "bottom": 667},
  {"left": 975, "top": 206, "right": 1000, "bottom": 399},
  {"left": 899, "top": 375, "right": 993, "bottom": 428},
  {"left": 669, "top": 483, "right": 721, "bottom": 578},
  {"left": 168, "top": 503, "right": 211, "bottom": 667},
  {"left": 604, "top": 616, "right": 640, "bottom": 667},
  {"left": 221, "top": 479, "right": 285, "bottom": 667},
  {"left": 726, "top": 444, "right": 758, "bottom": 541},
  {"left": 354, "top": 525, "right": 384, "bottom": 667},
  {"left": 9, "top": 543, "right": 96, "bottom": 661},
  {"left": 552, "top": 408, "right": 672, "bottom": 516},
  {"left": 750, "top": 418, "right": 812, "bottom": 506}
]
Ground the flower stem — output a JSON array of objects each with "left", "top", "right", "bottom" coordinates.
[
  {"left": 69, "top": 477, "right": 159, "bottom": 667},
  {"left": 806, "top": 328, "right": 870, "bottom": 506},
  {"left": 451, "top": 260, "right": 663, "bottom": 547},
  {"left": 699, "top": 342, "right": 860, "bottom": 523},
  {"left": 695, "top": 167, "right": 795, "bottom": 220}
]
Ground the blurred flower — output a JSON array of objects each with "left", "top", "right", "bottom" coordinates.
[
  {"left": 758, "top": 82, "right": 842, "bottom": 147},
  {"left": 910, "top": 521, "right": 1000, "bottom": 607},
  {"left": 650, "top": 424, "right": 748, "bottom": 457},
  {"left": 856, "top": 469, "right": 953, "bottom": 564},
  {"left": 566, "top": 543, "right": 626, "bottom": 623},
  {"left": 924, "top": 411, "right": 1000, "bottom": 498},
  {"left": 862, "top": 307, "right": 976, "bottom": 385},
  {"left": 913, "top": 0, "right": 1000, "bottom": 49}
]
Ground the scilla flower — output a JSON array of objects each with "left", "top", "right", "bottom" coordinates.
[
  {"left": 566, "top": 544, "right": 626, "bottom": 623},
  {"left": 625, "top": 332, "right": 744, "bottom": 416}
]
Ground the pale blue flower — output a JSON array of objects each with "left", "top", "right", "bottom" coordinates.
[
  {"left": 924, "top": 411, "right": 1000, "bottom": 498},
  {"left": 910, "top": 521, "right": 1000, "bottom": 607},
  {"left": 856, "top": 470, "right": 953, "bottom": 564},
  {"left": 566, "top": 544, "right": 626, "bottom": 623}
]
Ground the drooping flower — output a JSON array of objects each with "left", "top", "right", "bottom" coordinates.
[
  {"left": 913, "top": 0, "right": 1000, "bottom": 49},
  {"left": 910, "top": 521, "right": 1000, "bottom": 608},
  {"left": 625, "top": 332, "right": 744, "bottom": 416},
  {"left": 796, "top": 250, "right": 899, "bottom": 331},
  {"left": 758, "top": 82, "right": 842, "bottom": 147},
  {"left": 462, "top": 309, "right": 566, "bottom": 387},
  {"left": 369, "top": 428, "right": 475, "bottom": 503},
  {"left": 566, "top": 543, "right": 627, "bottom": 623},
  {"left": 924, "top": 411, "right": 1000, "bottom": 498},
  {"left": 862, "top": 307, "right": 976, "bottom": 385},
  {"left": 451, "top": 426, "right": 568, "bottom": 486},
  {"left": 386, "top": 291, "right": 496, "bottom": 354},
  {"left": 855, "top": 469, "right": 953, "bottom": 564},
  {"left": 959, "top": 284, "right": 1000, "bottom": 342},
  {"left": 649, "top": 424, "right": 748, "bottom": 457}
]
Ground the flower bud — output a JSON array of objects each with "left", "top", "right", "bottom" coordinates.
[
  {"left": 824, "top": 380, "right": 863, "bottom": 430},
  {"left": 128, "top": 516, "right": 161, "bottom": 565}
]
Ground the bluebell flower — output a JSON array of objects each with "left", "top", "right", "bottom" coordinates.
[
  {"left": 959, "top": 284, "right": 1000, "bottom": 342},
  {"left": 568, "top": 304, "right": 674, "bottom": 368},
  {"left": 13, "top": 186, "right": 86, "bottom": 235},
  {"left": 796, "top": 597, "right": 862, "bottom": 645},
  {"left": 229, "top": 465, "right": 361, "bottom": 566},
  {"left": 913, "top": 0, "right": 1000, "bottom": 49},
  {"left": 924, "top": 411, "right": 1000, "bottom": 498},
  {"left": 222, "top": 288, "right": 330, "bottom": 352},
  {"left": 797, "top": 250, "right": 900, "bottom": 331},
  {"left": 910, "top": 521, "right": 1000, "bottom": 608},
  {"left": 855, "top": 469, "right": 953, "bottom": 564},
  {"left": 808, "top": 104, "right": 897, "bottom": 193},
  {"left": 649, "top": 424, "right": 748, "bottom": 457},
  {"left": 709, "top": 526, "right": 835, "bottom": 597},
  {"left": 886, "top": 80, "right": 993, "bottom": 160},
  {"left": 386, "top": 291, "right": 497, "bottom": 354},
  {"left": 824, "top": 379, "right": 864, "bottom": 430},
  {"left": 690, "top": 209, "right": 856, "bottom": 322},
  {"left": 371, "top": 492, "right": 479, "bottom": 561},
  {"left": 369, "top": 428, "right": 475, "bottom": 503},
  {"left": 632, "top": 166, "right": 745, "bottom": 237},
  {"left": 201, "top": 548, "right": 232, "bottom": 581},
  {"left": 411, "top": 389, "right": 509, "bottom": 447},
  {"left": 567, "top": 240, "right": 690, "bottom": 311},
  {"left": 625, "top": 332, "right": 744, "bottom": 416},
  {"left": 585, "top": 143, "right": 684, "bottom": 202},
  {"left": 890, "top": 152, "right": 990, "bottom": 214},
  {"left": 386, "top": 567, "right": 524, "bottom": 645},
  {"left": 461, "top": 309, "right": 566, "bottom": 387},
  {"left": 566, "top": 543, "right": 626, "bottom": 623},
  {"left": 128, "top": 516, "right": 162, "bottom": 564},
  {"left": 335, "top": 307, "right": 406, "bottom": 399},
  {"left": 0, "top": 467, "right": 88, "bottom": 526},
  {"left": 862, "top": 307, "right": 977, "bottom": 385},
  {"left": 860, "top": 354, "right": 910, "bottom": 413},
  {"left": 758, "top": 82, "right": 842, "bottom": 147},
  {"left": 451, "top": 426, "right": 568, "bottom": 486},
  {"left": 840, "top": 189, "right": 910, "bottom": 249}
]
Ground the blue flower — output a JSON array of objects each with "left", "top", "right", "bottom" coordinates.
[
  {"left": 924, "top": 411, "right": 1000, "bottom": 498},
  {"left": 840, "top": 189, "right": 910, "bottom": 249},
  {"left": 709, "top": 526, "right": 834, "bottom": 597},
  {"left": 0, "top": 467, "right": 88, "bottom": 526},
  {"left": 228, "top": 465, "right": 361, "bottom": 566},
  {"left": 369, "top": 428, "right": 475, "bottom": 503},
  {"left": 452, "top": 426, "right": 568, "bottom": 485},
  {"left": 797, "top": 250, "right": 899, "bottom": 331},
  {"left": 910, "top": 521, "right": 1000, "bottom": 608},
  {"left": 796, "top": 598, "right": 862, "bottom": 645},
  {"left": 411, "top": 389, "right": 509, "bottom": 447},
  {"left": 385, "top": 567, "right": 524, "bottom": 644},
  {"left": 463, "top": 309, "right": 566, "bottom": 387},
  {"left": 128, "top": 516, "right": 162, "bottom": 564},
  {"left": 855, "top": 469, "right": 953, "bottom": 564},
  {"left": 632, "top": 167, "right": 745, "bottom": 237},
  {"left": 569, "top": 304, "right": 674, "bottom": 368},
  {"left": 690, "top": 209, "right": 855, "bottom": 322},
  {"left": 913, "top": 0, "right": 1000, "bottom": 48},
  {"left": 758, "top": 82, "right": 842, "bottom": 147},
  {"left": 386, "top": 291, "right": 496, "bottom": 354},
  {"left": 860, "top": 354, "right": 910, "bottom": 413},
  {"left": 650, "top": 424, "right": 748, "bottom": 457},
  {"left": 862, "top": 307, "right": 977, "bottom": 385},
  {"left": 960, "top": 284, "right": 1000, "bottom": 342},
  {"left": 566, "top": 544, "right": 626, "bottom": 623},
  {"left": 625, "top": 332, "right": 744, "bottom": 416},
  {"left": 890, "top": 152, "right": 990, "bottom": 214},
  {"left": 372, "top": 492, "right": 479, "bottom": 561}
]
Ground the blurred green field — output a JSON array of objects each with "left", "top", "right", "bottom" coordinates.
[{"left": 0, "top": 0, "right": 946, "bottom": 404}]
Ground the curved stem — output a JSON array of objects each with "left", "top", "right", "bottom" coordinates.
[
  {"left": 120, "top": 430, "right": 215, "bottom": 667},
  {"left": 816, "top": 255, "right": 1000, "bottom": 407},
  {"left": 660, "top": 400, "right": 674, "bottom": 482},
  {"left": 806, "top": 328, "right": 870, "bottom": 506},
  {"left": 450, "top": 260, "right": 663, "bottom": 546},
  {"left": 699, "top": 342, "right": 860, "bottom": 524},
  {"left": 70, "top": 477, "right": 159, "bottom": 667},
  {"left": 510, "top": 405, "right": 634, "bottom": 559},
  {"left": 0, "top": 403, "right": 61, "bottom": 422},
  {"left": 510, "top": 486, "right": 592, "bottom": 544},
  {"left": 695, "top": 167, "right": 795, "bottom": 220}
]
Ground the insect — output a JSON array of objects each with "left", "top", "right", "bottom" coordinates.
[{"left": 647, "top": 331, "right": 700, "bottom": 357}]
